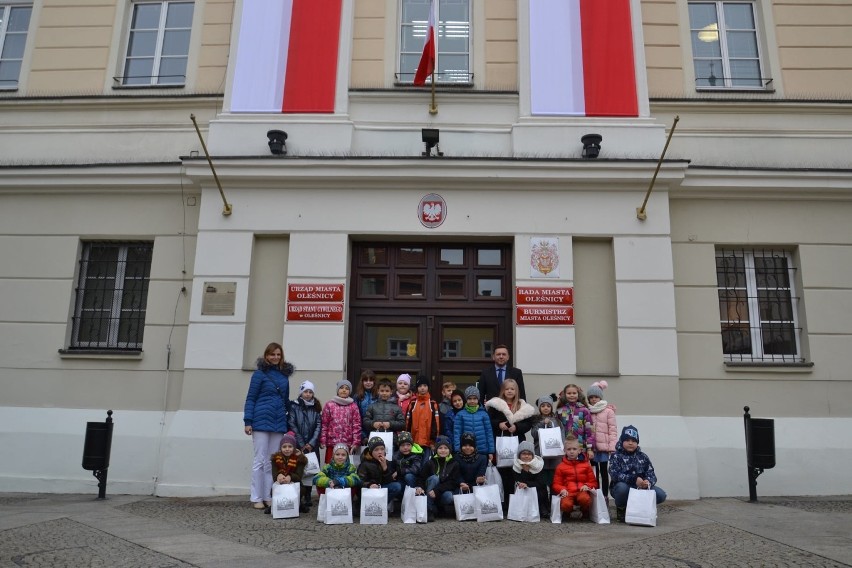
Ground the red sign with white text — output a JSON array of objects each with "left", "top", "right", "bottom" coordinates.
[
  {"left": 516, "top": 306, "right": 574, "bottom": 325},
  {"left": 287, "top": 303, "right": 344, "bottom": 321},
  {"left": 287, "top": 284, "right": 345, "bottom": 303},
  {"left": 515, "top": 287, "right": 573, "bottom": 305}
]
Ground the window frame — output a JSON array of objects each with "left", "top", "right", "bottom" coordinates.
[
  {"left": 716, "top": 248, "right": 803, "bottom": 363},
  {"left": 687, "top": 0, "right": 767, "bottom": 90},
  {"left": 118, "top": 0, "right": 194, "bottom": 87},
  {"left": 69, "top": 241, "right": 153, "bottom": 351},
  {"left": 0, "top": 2, "right": 33, "bottom": 91},
  {"left": 397, "top": 0, "right": 472, "bottom": 85}
]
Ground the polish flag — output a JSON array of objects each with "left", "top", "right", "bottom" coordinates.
[
  {"left": 413, "top": 0, "right": 437, "bottom": 85},
  {"left": 529, "top": 0, "right": 638, "bottom": 117},
  {"left": 230, "top": 0, "right": 343, "bottom": 113}
]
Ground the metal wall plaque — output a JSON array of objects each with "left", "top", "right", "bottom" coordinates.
[{"left": 201, "top": 281, "right": 237, "bottom": 316}]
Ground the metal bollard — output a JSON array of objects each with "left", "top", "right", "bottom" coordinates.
[
  {"left": 82, "top": 410, "right": 114, "bottom": 499},
  {"left": 743, "top": 406, "right": 775, "bottom": 502}
]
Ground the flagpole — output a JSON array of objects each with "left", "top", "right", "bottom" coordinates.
[{"left": 429, "top": 71, "right": 438, "bottom": 115}]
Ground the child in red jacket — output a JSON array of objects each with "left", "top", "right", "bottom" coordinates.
[{"left": 552, "top": 435, "right": 598, "bottom": 520}]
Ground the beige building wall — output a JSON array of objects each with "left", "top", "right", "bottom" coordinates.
[
  {"left": 642, "top": 0, "right": 684, "bottom": 97},
  {"left": 671, "top": 196, "right": 852, "bottom": 418},
  {"left": 773, "top": 1, "right": 852, "bottom": 97},
  {"left": 0, "top": 168, "right": 200, "bottom": 412},
  {"left": 24, "top": 0, "right": 230, "bottom": 96}
]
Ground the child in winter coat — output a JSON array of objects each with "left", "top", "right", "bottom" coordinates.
[
  {"left": 313, "top": 443, "right": 361, "bottom": 509},
  {"left": 269, "top": 432, "right": 308, "bottom": 513},
  {"left": 405, "top": 376, "right": 441, "bottom": 449},
  {"left": 354, "top": 369, "right": 378, "bottom": 444},
  {"left": 456, "top": 432, "right": 488, "bottom": 491},
  {"left": 552, "top": 435, "right": 598, "bottom": 520},
  {"left": 393, "top": 373, "right": 414, "bottom": 416},
  {"left": 416, "top": 435, "right": 460, "bottom": 521},
  {"left": 452, "top": 386, "right": 495, "bottom": 459},
  {"left": 609, "top": 425, "right": 666, "bottom": 522},
  {"left": 530, "top": 394, "right": 564, "bottom": 496},
  {"left": 438, "top": 380, "right": 456, "bottom": 429},
  {"left": 442, "top": 389, "right": 465, "bottom": 438},
  {"left": 363, "top": 379, "right": 406, "bottom": 437},
  {"left": 512, "top": 441, "right": 551, "bottom": 517},
  {"left": 485, "top": 378, "right": 537, "bottom": 500},
  {"left": 357, "top": 436, "right": 403, "bottom": 510},
  {"left": 394, "top": 431, "right": 427, "bottom": 488},
  {"left": 556, "top": 383, "right": 594, "bottom": 458},
  {"left": 320, "top": 380, "right": 362, "bottom": 465},
  {"left": 586, "top": 380, "right": 617, "bottom": 500},
  {"left": 289, "top": 380, "right": 322, "bottom": 510}
]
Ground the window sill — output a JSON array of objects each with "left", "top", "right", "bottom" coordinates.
[
  {"left": 58, "top": 349, "right": 144, "bottom": 360},
  {"left": 111, "top": 84, "right": 186, "bottom": 91},
  {"left": 724, "top": 361, "right": 813, "bottom": 373}
]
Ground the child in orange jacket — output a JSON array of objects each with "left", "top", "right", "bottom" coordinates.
[{"left": 552, "top": 435, "right": 598, "bottom": 519}]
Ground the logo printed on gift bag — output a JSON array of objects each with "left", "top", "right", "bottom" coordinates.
[
  {"left": 544, "top": 437, "right": 561, "bottom": 449},
  {"left": 330, "top": 501, "right": 350, "bottom": 516},
  {"left": 364, "top": 502, "right": 385, "bottom": 517},
  {"left": 460, "top": 501, "right": 475, "bottom": 514},
  {"left": 480, "top": 499, "right": 499, "bottom": 514},
  {"left": 499, "top": 447, "right": 514, "bottom": 458},
  {"left": 275, "top": 496, "right": 295, "bottom": 511}
]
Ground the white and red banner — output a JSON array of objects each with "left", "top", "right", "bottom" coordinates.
[
  {"left": 230, "top": 0, "right": 342, "bottom": 113},
  {"left": 413, "top": 0, "right": 437, "bottom": 85},
  {"left": 529, "top": 0, "right": 638, "bottom": 117}
]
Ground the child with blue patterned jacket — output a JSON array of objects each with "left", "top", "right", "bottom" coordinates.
[
  {"left": 452, "top": 386, "right": 495, "bottom": 460},
  {"left": 608, "top": 425, "right": 666, "bottom": 522}
]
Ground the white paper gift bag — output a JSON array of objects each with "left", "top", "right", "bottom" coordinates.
[
  {"left": 367, "top": 430, "right": 394, "bottom": 456},
  {"left": 495, "top": 435, "right": 519, "bottom": 468},
  {"left": 271, "top": 482, "right": 299, "bottom": 519},
  {"left": 302, "top": 453, "right": 321, "bottom": 485},
  {"left": 324, "top": 488, "right": 354, "bottom": 525},
  {"left": 401, "top": 485, "right": 417, "bottom": 524},
  {"left": 453, "top": 489, "right": 477, "bottom": 521},
  {"left": 550, "top": 495, "right": 562, "bottom": 523},
  {"left": 507, "top": 487, "right": 540, "bottom": 522},
  {"left": 625, "top": 487, "right": 657, "bottom": 527},
  {"left": 359, "top": 487, "right": 388, "bottom": 525},
  {"left": 473, "top": 484, "right": 503, "bottom": 522},
  {"left": 539, "top": 426, "right": 565, "bottom": 457},
  {"left": 485, "top": 463, "right": 504, "bottom": 502},
  {"left": 316, "top": 493, "right": 327, "bottom": 522},
  {"left": 589, "top": 488, "right": 611, "bottom": 524}
]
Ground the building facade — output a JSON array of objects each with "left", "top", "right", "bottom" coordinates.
[{"left": 1, "top": 0, "right": 851, "bottom": 499}]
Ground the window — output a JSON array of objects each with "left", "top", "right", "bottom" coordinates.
[
  {"left": 716, "top": 248, "right": 802, "bottom": 362},
  {"left": 121, "top": 1, "right": 194, "bottom": 86},
  {"left": 399, "top": 0, "right": 470, "bottom": 84},
  {"left": 688, "top": 1, "right": 764, "bottom": 88},
  {"left": 0, "top": 3, "right": 32, "bottom": 90},
  {"left": 442, "top": 339, "right": 460, "bottom": 358},
  {"left": 70, "top": 242, "right": 153, "bottom": 350}
]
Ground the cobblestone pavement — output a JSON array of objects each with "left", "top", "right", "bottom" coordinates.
[{"left": 1, "top": 494, "right": 850, "bottom": 568}]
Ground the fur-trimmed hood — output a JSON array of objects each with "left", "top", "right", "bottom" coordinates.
[
  {"left": 256, "top": 358, "right": 295, "bottom": 376},
  {"left": 485, "top": 397, "right": 537, "bottom": 424}
]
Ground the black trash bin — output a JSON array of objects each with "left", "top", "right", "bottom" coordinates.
[
  {"left": 82, "top": 420, "right": 113, "bottom": 471},
  {"left": 746, "top": 417, "right": 775, "bottom": 470}
]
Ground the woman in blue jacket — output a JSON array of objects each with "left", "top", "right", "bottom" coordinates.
[{"left": 243, "top": 342, "right": 294, "bottom": 509}]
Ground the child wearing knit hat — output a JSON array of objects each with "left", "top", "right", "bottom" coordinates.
[
  {"left": 357, "top": 436, "right": 403, "bottom": 513},
  {"left": 585, "top": 380, "right": 618, "bottom": 501},
  {"left": 319, "top": 379, "right": 362, "bottom": 465},
  {"left": 405, "top": 376, "right": 441, "bottom": 450},
  {"left": 513, "top": 441, "right": 551, "bottom": 517},
  {"left": 530, "top": 393, "right": 564, "bottom": 502},
  {"left": 394, "top": 373, "right": 414, "bottom": 416},
  {"left": 289, "top": 380, "right": 322, "bottom": 511},
  {"left": 416, "top": 435, "right": 460, "bottom": 521},
  {"left": 451, "top": 387, "right": 495, "bottom": 459},
  {"left": 608, "top": 425, "right": 666, "bottom": 522}
]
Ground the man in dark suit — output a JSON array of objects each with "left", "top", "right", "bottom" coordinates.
[{"left": 479, "top": 344, "right": 526, "bottom": 402}]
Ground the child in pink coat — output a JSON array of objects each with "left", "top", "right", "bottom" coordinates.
[
  {"left": 586, "top": 380, "right": 617, "bottom": 500},
  {"left": 320, "top": 379, "right": 362, "bottom": 465}
]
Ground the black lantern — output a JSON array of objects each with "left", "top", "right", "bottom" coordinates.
[
  {"left": 581, "top": 133, "right": 603, "bottom": 158},
  {"left": 267, "top": 129, "right": 288, "bottom": 155}
]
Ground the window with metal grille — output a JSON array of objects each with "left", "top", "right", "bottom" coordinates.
[
  {"left": 716, "top": 248, "right": 802, "bottom": 362},
  {"left": 70, "top": 242, "right": 153, "bottom": 350}
]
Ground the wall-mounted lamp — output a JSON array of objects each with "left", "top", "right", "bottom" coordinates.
[
  {"left": 581, "top": 133, "right": 603, "bottom": 159},
  {"left": 267, "top": 129, "right": 288, "bottom": 155},
  {"left": 422, "top": 128, "right": 443, "bottom": 157}
]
